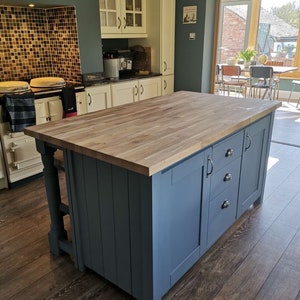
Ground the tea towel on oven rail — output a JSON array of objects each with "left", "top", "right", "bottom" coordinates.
[
  {"left": 61, "top": 86, "right": 77, "bottom": 118},
  {"left": 1, "top": 92, "right": 36, "bottom": 132}
]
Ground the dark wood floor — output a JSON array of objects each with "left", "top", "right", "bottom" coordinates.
[{"left": 1, "top": 104, "right": 300, "bottom": 300}]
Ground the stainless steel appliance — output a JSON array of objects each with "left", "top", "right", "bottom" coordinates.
[
  {"left": 103, "top": 49, "right": 133, "bottom": 79},
  {"left": 103, "top": 58, "right": 120, "bottom": 79}
]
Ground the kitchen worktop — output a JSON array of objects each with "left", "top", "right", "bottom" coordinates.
[
  {"left": 24, "top": 91, "right": 281, "bottom": 176},
  {"left": 83, "top": 72, "right": 162, "bottom": 87}
]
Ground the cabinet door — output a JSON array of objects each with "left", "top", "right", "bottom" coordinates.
[
  {"left": 138, "top": 77, "right": 161, "bottom": 101},
  {"left": 111, "top": 81, "right": 138, "bottom": 106},
  {"left": 86, "top": 85, "right": 112, "bottom": 113},
  {"left": 121, "top": 0, "right": 146, "bottom": 34},
  {"left": 160, "top": 0, "right": 175, "bottom": 75},
  {"left": 76, "top": 92, "right": 88, "bottom": 115},
  {"left": 162, "top": 75, "right": 174, "bottom": 95},
  {"left": 237, "top": 115, "right": 271, "bottom": 217},
  {"left": 34, "top": 100, "right": 48, "bottom": 125},
  {"left": 34, "top": 96, "right": 62, "bottom": 124},
  {"left": 48, "top": 98, "right": 63, "bottom": 122},
  {"left": 99, "top": 0, "right": 121, "bottom": 34},
  {"left": 152, "top": 151, "right": 205, "bottom": 293}
]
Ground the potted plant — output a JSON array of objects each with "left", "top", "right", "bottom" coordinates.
[{"left": 238, "top": 48, "right": 257, "bottom": 67}]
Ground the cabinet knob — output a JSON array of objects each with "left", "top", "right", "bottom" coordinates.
[
  {"left": 118, "top": 17, "right": 121, "bottom": 29},
  {"left": 225, "top": 148, "right": 234, "bottom": 157},
  {"left": 221, "top": 200, "right": 230, "bottom": 209},
  {"left": 224, "top": 173, "right": 232, "bottom": 182}
]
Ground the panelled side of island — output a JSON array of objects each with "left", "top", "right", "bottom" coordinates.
[{"left": 41, "top": 112, "right": 274, "bottom": 300}]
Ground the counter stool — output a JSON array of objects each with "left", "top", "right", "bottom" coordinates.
[{"left": 288, "top": 80, "right": 300, "bottom": 108}]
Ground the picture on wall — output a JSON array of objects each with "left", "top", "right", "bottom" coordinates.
[{"left": 183, "top": 6, "right": 197, "bottom": 24}]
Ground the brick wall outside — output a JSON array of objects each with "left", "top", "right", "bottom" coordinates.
[{"left": 220, "top": 8, "right": 246, "bottom": 63}]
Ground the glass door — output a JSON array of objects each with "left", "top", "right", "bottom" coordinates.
[
  {"left": 99, "top": 0, "right": 121, "bottom": 34},
  {"left": 217, "top": 0, "right": 252, "bottom": 65},
  {"left": 123, "top": 0, "right": 145, "bottom": 33}
]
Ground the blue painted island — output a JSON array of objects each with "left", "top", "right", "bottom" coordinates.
[{"left": 25, "top": 91, "right": 281, "bottom": 300}]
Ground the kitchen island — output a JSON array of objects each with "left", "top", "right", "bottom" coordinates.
[{"left": 25, "top": 91, "right": 280, "bottom": 300}]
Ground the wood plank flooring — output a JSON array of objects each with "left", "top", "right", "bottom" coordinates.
[{"left": 1, "top": 104, "right": 300, "bottom": 300}]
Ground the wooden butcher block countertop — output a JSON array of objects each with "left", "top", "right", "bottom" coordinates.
[{"left": 24, "top": 91, "right": 281, "bottom": 176}]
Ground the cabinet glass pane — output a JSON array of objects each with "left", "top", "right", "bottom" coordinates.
[
  {"left": 100, "top": 12, "right": 107, "bottom": 27},
  {"left": 135, "top": 14, "right": 142, "bottom": 27},
  {"left": 107, "top": 0, "right": 116, "bottom": 10},
  {"left": 135, "top": 0, "right": 142, "bottom": 11},
  {"left": 108, "top": 12, "right": 117, "bottom": 27},
  {"left": 99, "top": 0, "right": 106, "bottom": 9},
  {"left": 126, "top": 0, "right": 133, "bottom": 10},
  {"left": 126, "top": 13, "right": 134, "bottom": 27}
]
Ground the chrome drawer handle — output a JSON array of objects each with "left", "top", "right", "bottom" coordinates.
[
  {"left": 225, "top": 148, "right": 234, "bottom": 157},
  {"left": 224, "top": 173, "right": 232, "bottom": 182},
  {"left": 221, "top": 200, "right": 230, "bottom": 209}
]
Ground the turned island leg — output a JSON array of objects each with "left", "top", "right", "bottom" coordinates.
[{"left": 36, "top": 140, "right": 68, "bottom": 256}]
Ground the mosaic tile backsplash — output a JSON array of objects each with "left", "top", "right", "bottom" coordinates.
[{"left": 0, "top": 6, "right": 82, "bottom": 83}]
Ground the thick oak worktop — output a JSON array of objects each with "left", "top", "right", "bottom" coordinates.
[{"left": 25, "top": 91, "right": 280, "bottom": 176}]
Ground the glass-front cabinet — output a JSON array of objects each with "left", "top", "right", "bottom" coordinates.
[{"left": 100, "top": 0, "right": 146, "bottom": 37}]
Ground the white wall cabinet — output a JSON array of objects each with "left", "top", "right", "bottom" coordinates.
[
  {"left": 34, "top": 96, "right": 63, "bottom": 125},
  {"left": 85, "top": 85, "right": 112, "bottom": 113},
  {"left": 129, "top": 0, "right": 175, "bottom": 95},
  {"left": 100, "top": 0, "right": 147, "bottom": 38},
  {"left": 111, "top": 76, "right": 161, "bottom": 106}
]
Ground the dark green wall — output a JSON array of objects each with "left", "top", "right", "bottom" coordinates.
[
  {"left": 9, "top": 0, "right": 103, "bottom": 74},
  {"left": 175, "top": 0, "right": 217, "bottom": 93}
]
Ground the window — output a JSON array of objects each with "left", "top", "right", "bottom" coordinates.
[{"left": 215, "top": 0, "right": 300, "bottom": 79}]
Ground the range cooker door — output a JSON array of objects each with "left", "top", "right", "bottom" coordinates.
[{"left": 35, "top": 96, "right": 63, "bottom": 124}]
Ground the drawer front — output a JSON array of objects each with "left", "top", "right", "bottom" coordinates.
[
  {"left": 210, "top": 158, "right": 241, "bottom": 199},
  {"left": 207, "top": 188, "right": 238, "bottom": 247},
  {"left": 212, "top": 131, "right": 243, "bottom": 172}
]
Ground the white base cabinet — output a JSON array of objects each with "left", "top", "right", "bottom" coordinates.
[
  {"left": 139, "top": 77, "right": 162, "bottom": 101},
  {"left": 85, "top": 85, "right": 112, "bottom": 113},
  {"left": 111, "top": 77, "right": 162, "bottom": 107}
]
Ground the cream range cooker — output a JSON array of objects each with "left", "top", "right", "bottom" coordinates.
[{"left": 0, "top": 78, "right": 85, "bottom": 189}]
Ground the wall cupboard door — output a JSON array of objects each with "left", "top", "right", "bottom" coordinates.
[
  {"left": 138, "top": 77, "right": 161, "bottom": 101},
  {"left": 86, "top": 85, "right": 112, "bottom": 113},
  {"left": 100, "top": 0, "right": 147, "bottom": 38}
]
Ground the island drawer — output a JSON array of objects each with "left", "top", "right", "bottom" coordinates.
[
  {"left": 212, "top": 130, "right": 243, "bottom": 172},
  {"left": 207, "top": 187, "right": 238, "bottom": 248},
  {"left": 210, "top": 157, "right": 241, "bottom": 199}
]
